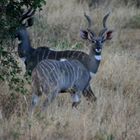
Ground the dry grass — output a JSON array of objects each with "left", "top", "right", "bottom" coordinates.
[{"left": 0, "top": 0, "right": 140, "bottom": 140}]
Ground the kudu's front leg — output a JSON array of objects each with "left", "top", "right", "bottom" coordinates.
[
  {"left": 29, "top": 93, "right": 40, "bottom": 117},
  {"left": 83, "top": 85, "right": 97, "bottom": 102},
  {"left": 42, "top": 90, "right": 59, "bottom": 112}
]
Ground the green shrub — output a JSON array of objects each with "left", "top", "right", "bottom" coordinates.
[{"left": 0, "top": 0, "right": 47, "bottom": 95}]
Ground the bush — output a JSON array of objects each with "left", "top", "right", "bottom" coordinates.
[{"left": 0, "top": 0, "right": 46, "bottom": 95}]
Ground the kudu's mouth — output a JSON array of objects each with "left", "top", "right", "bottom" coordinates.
[{"left": 95, "top": 48, "right": 102, "bottom": 53}]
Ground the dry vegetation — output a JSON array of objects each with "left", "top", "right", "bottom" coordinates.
[{"left": 0, "top": 0, "right": 140, "bottom": 140}]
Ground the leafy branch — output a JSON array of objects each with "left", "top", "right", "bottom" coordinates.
[{"left": 0, "top": 0, "right": 47, "bottom": 95}]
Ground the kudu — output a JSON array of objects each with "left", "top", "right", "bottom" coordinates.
[
  {"left": 79, "top": 12, "right": 113, "bottom": 75},
  {"left": 30, "top": 59, "right": 91, "bottom": 113},
  {"left": 16, "top": 8, "right": 97, "bottom": 102}
]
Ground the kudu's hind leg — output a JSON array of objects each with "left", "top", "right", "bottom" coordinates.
[
  {"left": 29, "top": 93, "right": 40, "bottom": 117},
  {"left": 83, "top": 85, "right": 97, "bottom": 102}
]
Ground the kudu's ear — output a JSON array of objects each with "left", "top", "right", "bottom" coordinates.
[
  {"left": 80, "top": 30, "right": 88, "bottom": 40},
  {"left": 104, "top": 30, "right": 114, "bottom": 40}
]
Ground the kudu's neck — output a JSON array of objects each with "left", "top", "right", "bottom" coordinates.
[
  {"left": 17, "top": 26, "right": 34, "bottom": 58},
  {"left": 88, "top": 47, "right": 101, "bottom": 74}
]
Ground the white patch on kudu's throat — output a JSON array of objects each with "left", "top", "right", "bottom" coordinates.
[{"left": 95, "top": 55, "right": 102, "bottom": 61}]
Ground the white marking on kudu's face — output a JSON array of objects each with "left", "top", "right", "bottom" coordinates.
[{"left": 95, "top": 48, "right": 102, "bottom": 53}]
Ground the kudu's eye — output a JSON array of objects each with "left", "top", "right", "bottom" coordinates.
[
  {"left": 101, "top": 39, "right": 105, "bottom": 43},
  {"left": 92, "top": 40, "right": 96, "bottom": 43}
]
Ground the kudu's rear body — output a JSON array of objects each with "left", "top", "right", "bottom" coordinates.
[{"left": 31, "top": 59, "right": 91, "bottom": 113}]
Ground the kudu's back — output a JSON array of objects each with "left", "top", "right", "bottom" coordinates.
[{"left": 27, "top": 48, "right": 91, "bottom": 74}]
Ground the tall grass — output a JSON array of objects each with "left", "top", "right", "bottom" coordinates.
[{"left": 0, "top": 0, "right": 140, "bottom": 140}]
